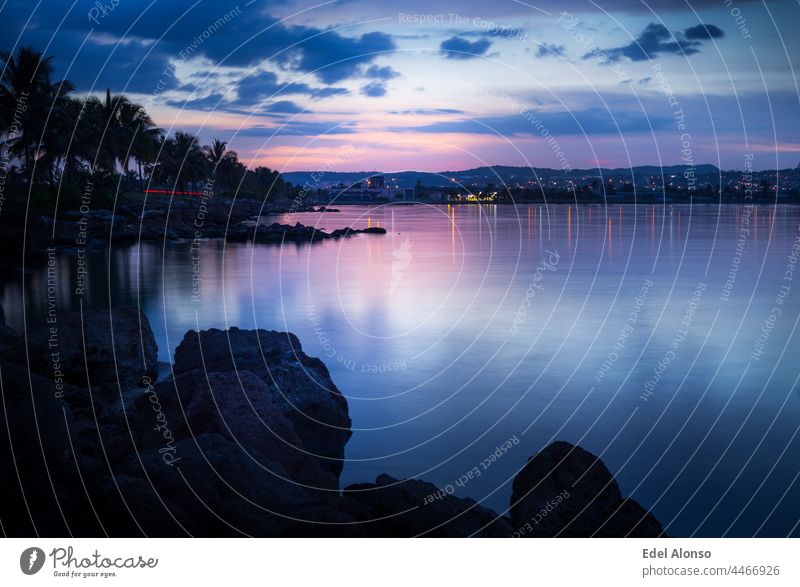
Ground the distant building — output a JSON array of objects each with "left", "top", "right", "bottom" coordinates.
[{"left": 326, "top": 177, "right": 418, "bottom": 202}]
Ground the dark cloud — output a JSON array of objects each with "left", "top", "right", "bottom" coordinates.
[
  {"left": 231, "top": 70, "right": 346, "bottom": 107},
  {"left": 393, "top": 108, "right": 672, "bottom": 136},
  {"left": 361, "top": 81, "right": 387, "bottom": 97},
  {"left": 166, "top": 69, "right": 347, "bottom": 116},
  {"left": 439, "top": 36, "right": 492, "bottom": 60},
  {"left": 684, "top": 24, "right": 725, "bottom": 40},
  {"left": 233, "top": 121, "right": 357, "bottom": 137},
  {"left": 1, "top": 0, "right": 397, "bottom": 92},
  {"left": 309, "top": 0, "right": 759, "bottom": 19},
  {"left": 536, "top": 43, "right": 566, "bottom": 58},
  {"left": 169, "top": 92, "right": 227, "bottom": 111},
  {"left": 295, "top": 31, "right": 396, "bottom": 83},
  {"left": 264, "top": 100, "right": 304, "bottom": 114},
  {"left": 590, "top": 22, "right": 724, "bottom": 62},
  {"left": 363, "top": 65, "right": 401, "bottom": 80}
]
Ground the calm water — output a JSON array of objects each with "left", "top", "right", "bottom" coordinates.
[{"left": 4, "top": 203, "right": 800, "bottom": 537}]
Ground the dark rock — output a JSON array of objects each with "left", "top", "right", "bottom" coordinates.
[
  {"left": 0, "top": 316, "right": 18, "bottom": 362},
  {"left": 114, "top": 433, "right": 362, "bottom": 537},
  {"left": 225, "top": 221, "right": 387, "bottom": 243},
  {"left": 510, "top": 441, "right": 665, "bottom": 537},
  {"left": 174, "top": 370, "right": 337, "bottom": 488},
  {"left": 328, "top": 226, "right": 387, "bottom": 237},
  {"left": 0, "top": 362, "right": 90, "bottom": 535},
  {"left": 171, "top": 327, "right": 351, "bottom": 481},
  {"left": 345, "top": 474, "right": 512, "bottom": 537},
  {"left": 25, "top": 306, "right": 158, "bottom": 395}
]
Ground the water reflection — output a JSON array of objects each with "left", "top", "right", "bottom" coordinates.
[{"left": 3, "top": 204, "right": 800, "bottom": 537}]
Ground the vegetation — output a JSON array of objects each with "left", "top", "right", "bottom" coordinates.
[{"left": 0, "top": 47, "right": 290, "bottom": 218}]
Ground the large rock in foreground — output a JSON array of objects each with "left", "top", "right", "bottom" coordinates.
[
  {"left": 510, "top": 441, "right": 665, "bottom": 537},
  {"left": 25, "top": 306, "right": 158, "bottom": 393},
  {"left": 345, "top": 474, "right": 511, "bottom": 537},
  {"left": 171, "top": 327, "right": 351, "bottom": 481}
]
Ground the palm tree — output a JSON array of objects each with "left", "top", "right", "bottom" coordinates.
[
  {"left": 131, "top": 126, "right": 162, "bottom": 191},
  {"left": 204, "top": 138, "right": 246, "bottom": 194},
  {"left": 116, "top": 99, "right": 158, "bottom": 189},
  {"left": 156, "top": 132, "right": 208, "bottom": 192},
  {"left": 0, "top": 47, "right": 74, "bottom": 177},
  {"left": 204, "top": 139, "right": 236, "bottom": 169}
]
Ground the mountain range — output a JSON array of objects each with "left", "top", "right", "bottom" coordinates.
[{"left": 282, "top": 164, "right": 730, "bottom": 189}]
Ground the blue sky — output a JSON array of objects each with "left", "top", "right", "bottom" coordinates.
[{"left": 2, "top": 0, "right": 799, "bottom": 171}]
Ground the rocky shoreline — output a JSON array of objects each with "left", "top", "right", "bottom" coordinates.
[
  {"left": 0, "top": 305, "right": 665, "bottom": 537},
  {"left": 0, "top": 197, "right": 384, "bottom": 267}
]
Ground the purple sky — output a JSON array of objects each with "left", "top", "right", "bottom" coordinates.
[{"left": 3, "top": 0, "right": 799, "bottom": 171}]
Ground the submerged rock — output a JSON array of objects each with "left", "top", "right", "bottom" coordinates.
[
  {"left": 510, "top": 441, "right": 665, "bottom": 537},
  {"left": 225, "top": 221, "right": 386, "bottom": 243}
]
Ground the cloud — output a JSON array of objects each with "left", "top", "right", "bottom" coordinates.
[
  {"left": 166, "top": 68, "right": 348, "bottom": 115},
  {"left": 590, "top": 22, "right": 724, "bottom": 62},
  {"left": 389, "top": 108, "right": 464, "bottom": 115},
  {"left": 361, "top": 81, "right": 387, "bottom": 97},
  {"left": 392, "top": 107, "right": 672, "bottom": 136},
  {"left": 264, "top": 100, "right": 304, "bottom": 114},
  {"left": 168, "top": 92, "right": 227, "bottom": 111},
  {"left": 1, "top": 0, "right": 397, "bottom": 92},
  {"left": 683, "top": 24, "right": 725, "bottom": 40},
  {"left": 233, "top": 121, "right": 357, "bottom": 137},
  {"left": 363, "top": 64, "right": 401, "bottom": 80},
  {"left": 296, "top": 31, "right": 396, "bottom": 83},
  {"left": 439, "top": 36, "right": 492, "bottom": 60},
  {"left": 230, "top": 70, "right": 347, "bottom": 106},
  {"left": 536, "top": 43, "right": 566, "bottom": 58}
]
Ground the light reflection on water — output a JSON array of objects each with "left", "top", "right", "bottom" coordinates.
[{"left": 3, "top": 203, "right": 800, "bottom": 537}]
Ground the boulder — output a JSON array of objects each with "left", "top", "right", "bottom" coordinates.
[
  {"left": 173, "top": 370, "right": 337, "bottom": 488},
  {"left": 510, "top": 441, "right": 665, "bottom": 537},
  {"left": 114, "top": 433, "right": 362, "bottom": 537},
  {"left": 0, "top": 362, "right": 86, "bottom": 535},
  {"left": 25, "top": 306, "right": 158, "bottom": 396},
  {"left": 0, "top": 306, "right": 18, "bottom": 362},
  {"left": 172, "top": 328, "right": 351, "bottom": 480},
  {"left": 345, "top": 474, "right": 511, "bottom": 537}
]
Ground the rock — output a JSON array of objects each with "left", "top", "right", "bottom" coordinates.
[
  {"left": 0, "top": 362, "right": 87, "bottom": 535},
  {"left": 25, "top": 306, "right": 158, "bottom": 396},
  {"left": 171, "top": 328, "right": 351, "bottom": 481},
  {"left": 0, "top": 306, "right": 18, "bottom": 362},
  {"left": 173, "top": 370, "right": 337, "bottom": 488},
  {"left": 115, "top": 433, "right": 362, "bottom": 537},
  {"left": 328, "top": 226, "right": 387, "bottom": 237},
  {"left": 345, "top": 474, "right": 512, "bottom": 537},
  {"left": 510, "top": 441, "right": 665, "bottom": 537},
  {"left": 225, "top": 221, "right": 387, "bottom": 243}
]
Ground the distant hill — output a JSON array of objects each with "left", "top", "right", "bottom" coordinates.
[{"left": 282, "top": 164, "right": 723, "bottom": 189}]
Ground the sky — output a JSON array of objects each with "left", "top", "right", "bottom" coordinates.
[{"left": 2, "top": 0, "right": 799, "bottom": 172}]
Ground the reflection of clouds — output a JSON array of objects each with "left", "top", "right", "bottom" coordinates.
[{"left": 8, "top": 204, "right": 800, "bottom": 534}]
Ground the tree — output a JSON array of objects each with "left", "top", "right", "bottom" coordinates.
[
  {"left": 0, "top": 47, "right": 74, "bottom": 176},
  {"left": 156, "top": 131, "right": 208, "bottom": 192},
  {"left": 204, "top": 139, "right": 245, "bottom": 194}
]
